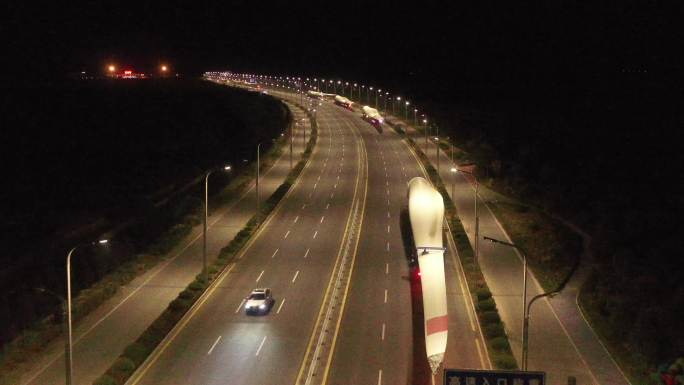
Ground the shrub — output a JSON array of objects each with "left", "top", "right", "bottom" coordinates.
[
  {"left": 495, "top": 355, "right": 518, "bottom": 369},
  {"left": 93, "top": 374, "right": 118, "bottom": 385},
  {"left": 476, "top": 288, "right": 492, "bottom": 301},
  {"left": 480, "top": 310, "right": 500, "bottom": 324},
  {"left": 484, "top": 323, "right": 505, "bottom": 338},
  {"left": 178, "top": 289, "right": 194, "bottom": 300},
  {"left": 168, "top": 298, "right": 189, "bottom": 313},
  {"left": 477, "top": 298, "right": 497, "bottom": 312},
  {"left": 123, "top": 342, "right": 149, "bottom": 366},
  {"left": 111, "top": 357, "right": 135, "bottom": 378},
  {"left": 490, "top": 336, "right": 509, "bottom": 351},
  {"left": 188, "top": 280, "right": 205, "bottom": 291}
]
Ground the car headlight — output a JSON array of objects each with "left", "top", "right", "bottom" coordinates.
[
  {"left": 245, "top": 304, "right": 252, "bottom": 309},
  {"left": 259, "top": 304, "right": 266, "bottom": 309}
]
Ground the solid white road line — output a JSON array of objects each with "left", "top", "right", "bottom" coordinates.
[
  {"left": 271, "top": 248, "right": 279, "bottom": 258},
  {"left": 313, "top": 231, "right": 318, "bottom": 239},
  {"left": 384, "top": 289, "right": 388, "bottom": 303},
  {"left": 284, "top": 230, "right": 290, "bottom": 239},
  {"left": 377, "top": 369, "right": 383, "bottom": 385},
  {"left": 277, "top": 298, "right": 286, "bottom": 314},
  {"left": 207, "top": 335, "right": 222, "bottom": 355},
  {"left": 381, "top": 323, "right": 385, "bottom": 341},
  {"left": 256, "top": 270, "right": 264, "bottom": 282},
  {"left": 475, "top": 338, "right": 487, "bottom": 369},
  {"left": 235, "top": 299, "right": 245, "bottom": 313},
  {"left": 255, "top": 336, "right": 267, "bottom": 356},
  {"left": 304, "top": 248, "right": 310, "bottom": 258},
  {"left": 292, "top": 270, "right": 300, "bottom": 283}
]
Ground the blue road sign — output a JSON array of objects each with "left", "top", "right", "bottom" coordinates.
[{"left": 444, "top": 369, "right": 545, "bottom": 385}]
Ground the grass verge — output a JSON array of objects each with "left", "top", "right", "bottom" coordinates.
[{"left": 92, "top": 107, "right": 318, "bottom": 385}]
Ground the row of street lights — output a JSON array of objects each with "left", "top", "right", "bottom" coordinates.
[{"left": 228, "top": 71, "right": 557, "bottom": 372}]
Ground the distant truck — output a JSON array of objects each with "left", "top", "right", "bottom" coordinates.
[
  {"left": 334, "top": 95, "right": 353, "bottom": 109},
  {"left": 307, "top": 90, "right": 336, "bottom": 100},
  {"left": 361, "top": 106, "right": 384, "bottom": 132}
]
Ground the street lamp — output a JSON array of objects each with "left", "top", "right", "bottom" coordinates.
[
  {"left": 404, "top": 101, "right": 410, "bottom": 121},
  {"left": 483, "top": 236, "right": 528, "bottom": 369},
  {"left": 413, "top": 108, "right": 418, "bottom": 126},
  {"left": 66, "top": 239, "right": 109, "bottom": 385},
  {"left": 160, "top": 65, "right": 168, "bottom": 72},
  {"left": 455, "top": 167, "right": 480, "bottom": 263},
  {"left": 203, "top": 165, "right": 232, "bottom": 282},
  {"left": 450, "top": 167, "right": 458, "bottom": 200},
  {"left": 433, "top": 136, "right": 440, "bottom": 174},
  {"left": 394, "top": 96, "right": 401, "bottom": 115}
]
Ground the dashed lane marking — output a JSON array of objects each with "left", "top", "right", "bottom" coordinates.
[{"left": 207, "top": 335, "right": 222, "bottom": 355}]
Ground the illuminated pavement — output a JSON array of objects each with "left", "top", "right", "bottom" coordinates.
[
  {"left": 21, "top": 100, "right": 309, "bottom": 385},
  {"left": 130, "top": 94, "right": 364, "bottom": 385},
  {"left": 395, "top": 116, "right": 630, "bottom": 385}
]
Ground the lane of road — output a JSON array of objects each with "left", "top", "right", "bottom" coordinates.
[
  {"left": 322, "top": 103, "right": 487, "bottom": 385},
  {"left": 131, "top": 96, "right": 366, "bottom": 385},
  {"left": 22, "top": 100, "right": 310, "bottom": 385}
]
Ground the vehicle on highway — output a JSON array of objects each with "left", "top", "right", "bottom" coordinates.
[
  {"left": 361, "top": 105, "right": 384, "bottom": 132},
  {"left": 244, "top": 288, "right": 275, "bottom": 315},
  {"left": 334, "top": 95, "right": 353, "bottom": 109}
]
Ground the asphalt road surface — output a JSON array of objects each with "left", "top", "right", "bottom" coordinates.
[
  {"left": 21, "top": 100, "right": 309, "bottom": 385},
  {"left": 129, "top": 95, "right": 365, "bottom": 385},
  {"left": 324, "top": 105, "right": 488, "bottom": 385},
  {"left": 403, "top": 121, "right": 630, "bottom": 385}
]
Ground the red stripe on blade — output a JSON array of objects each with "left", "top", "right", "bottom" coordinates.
[{"left": 426, "top": 315, "right": 448, "bottom": 335}]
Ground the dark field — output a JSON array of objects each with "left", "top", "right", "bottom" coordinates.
[{"left": 0, "top": 79, "right": 289, "bottom": 344}]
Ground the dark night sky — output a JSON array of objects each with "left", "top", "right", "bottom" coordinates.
[{"left": 5, "top": 1, "right": 682, "bottom": 93}]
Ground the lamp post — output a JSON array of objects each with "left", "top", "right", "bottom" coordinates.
[
  {"left": 413, "top": 108, "right": 418, "bottom": 126},
  {"left": 384, "top": 92, "right": 389, "bottom": 113},
  {"left": 256, "top": 143, "right": 261, "bottom": 223},
  {"left": 424, "top": 119, "right": 429, "bottom": 150},
  {"left": 66, "top": 239, "right": 108, "bottom": 385},
  {"left": 455, "top": 167, "right": 479, "bottom": 262},
  {"left": 433, "top": 136, "right": 440, "bottom": 174},
  {"left": 404, "top": 101, "right": 410, "bottom": 121},
  {"left": 450, "top": 167, "right": 458, "bottom": 200},
  {"left": 204, "top": 165, "right": 232, "bottom": 282},
  {"left": 394, "top": 96, "right": 401, "bottom": 116},
  {"left": 375, "top": 89, "right": 380, "bottom": 109},
  {"left": 482, "top": 236, "right": 528, "bottom": 369},
  {"left": 368, "top": 87, "right": 373, "bottom": 105}
]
